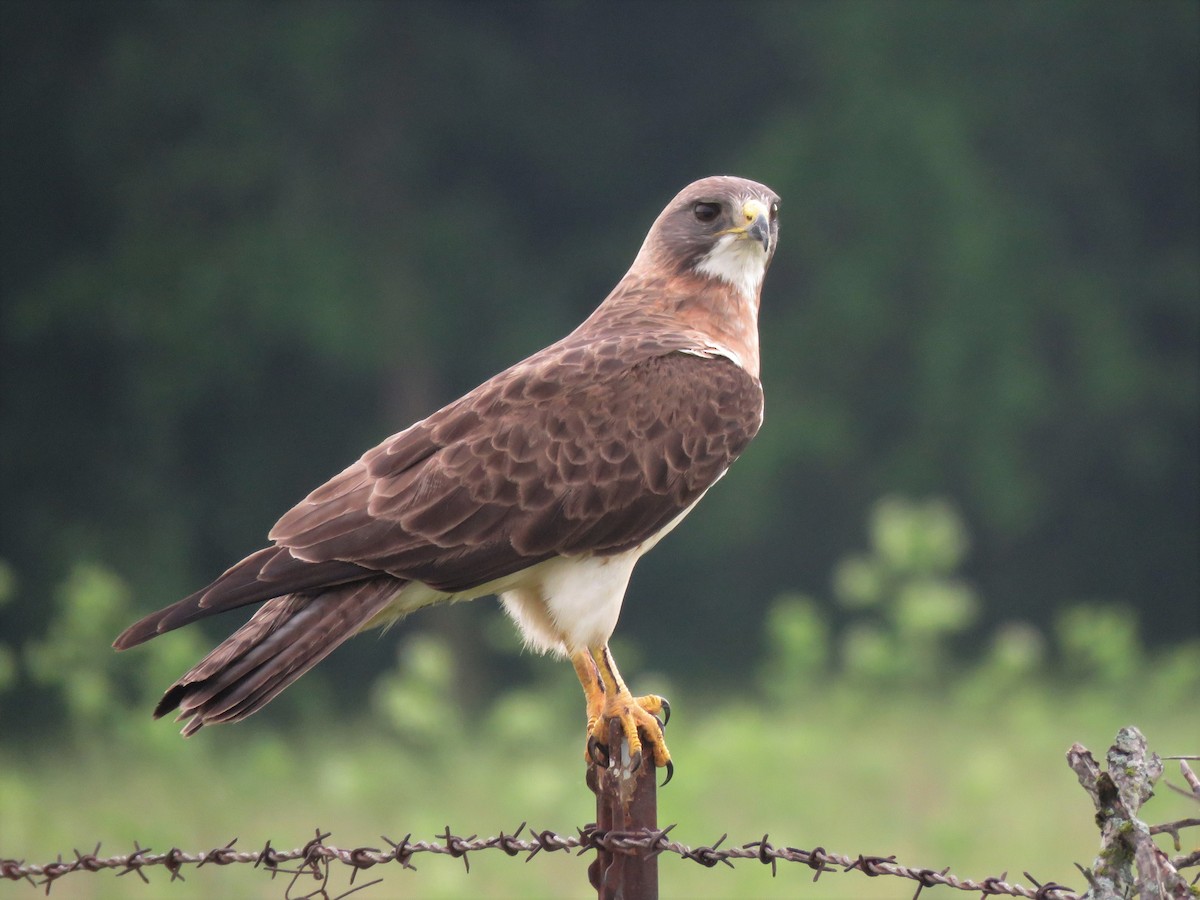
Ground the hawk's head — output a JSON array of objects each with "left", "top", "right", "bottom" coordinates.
[{"left": 635, "top": 175, "right": 780, "bottom": 300}]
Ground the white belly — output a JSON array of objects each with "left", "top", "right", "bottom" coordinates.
[
  {"left": 499, "top": 550, "right": 640, "bottom": 655},
  {"left": 500, "top": 489, "right": 711, "bottom": 655}
]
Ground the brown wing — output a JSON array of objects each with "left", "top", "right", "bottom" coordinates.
[{"left": 269, "top": 345, "right": 764, "bottom": 593}]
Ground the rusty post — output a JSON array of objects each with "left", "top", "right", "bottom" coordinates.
[{"left": 587, "top": 719, "right": 659, "bottom": 900}]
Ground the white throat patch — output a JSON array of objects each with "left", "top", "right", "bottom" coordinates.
[{"left": 694, "top": 233, "right": 768, "bottom": 301}]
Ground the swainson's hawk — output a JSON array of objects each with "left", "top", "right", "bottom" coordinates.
[{"left": 115, "top": 175, "right": 780, "bottom": 777}]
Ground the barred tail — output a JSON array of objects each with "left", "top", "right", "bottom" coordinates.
[{"left": 155, "top": 577, "right": 402, "bottom": 735}]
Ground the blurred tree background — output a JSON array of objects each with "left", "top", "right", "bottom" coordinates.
[{"left": 0, "top": 0, "right": 1196, "bottom": 728}]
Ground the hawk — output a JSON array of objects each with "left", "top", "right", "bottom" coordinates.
[{"left": 115, "top": 175, "right": 780, "bottom": 779}]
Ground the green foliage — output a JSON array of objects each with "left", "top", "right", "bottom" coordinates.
[
  {"left": 836, "top": 496, "right": 981, "bottom": 686},
  {"left": 759, "top": 495, "right": 1200, "bottom": 709},
  {"left": 24, "top": 563, "right": 137, "bottom": 725},
  {"left": 13, "top": 562, "right": 210, "bottom": 748},
  {"left": 1144, "top": 640, "right": 1200, "bottom": 707},
  {"left": 371, "top": 633, "right": 464, "bottom": 747},
  {"left": 981, "top": 621, "right": 1048, "bottom": 683},
  {"left": 869, "top": 496, "right": 972, "bottom": 575},
  {"left": 1056, "top": 604, "right": 1143, "bottom": 686},
  {"left": 759, "top": 492, "right": 1032, "bottom": 695},
  {"left": 759, "top": 593, "right": 830, "bottom": 702},
  {"left": 761, "top": 496, "right": 979, "bottom": 690}
]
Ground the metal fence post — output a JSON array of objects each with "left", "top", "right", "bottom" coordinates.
[{"left": 587, "top": 719, "right": 659, "bottom": 900}]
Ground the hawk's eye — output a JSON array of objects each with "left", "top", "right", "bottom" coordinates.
[
  {"left": 693, "top": 201, "right": 721, "bottom": 223},
  {"left": 769, "top": 202, "right": 779, "bottom": 223}
]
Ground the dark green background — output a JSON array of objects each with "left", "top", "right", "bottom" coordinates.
[{"left": 2, "top": 2, "right": 1196, "bottom": 707}]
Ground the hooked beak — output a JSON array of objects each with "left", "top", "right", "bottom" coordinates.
[
  {"left": 746, "top": 211, "right": 770, "bottom": 252},
  {"left": 721, "top": 199, "right": 772, "bottom": 252}
]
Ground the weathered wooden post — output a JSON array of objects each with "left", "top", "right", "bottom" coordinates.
[{"left": 587, "top": 719, "right": 659, "bottom": 899}]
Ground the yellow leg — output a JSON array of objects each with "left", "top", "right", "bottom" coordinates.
[
  {"left": 570, "top": 644, "right": 672, "bottom": 780},
  {"left": 571, "top": 648, "right": 606, "bottom": 743}
]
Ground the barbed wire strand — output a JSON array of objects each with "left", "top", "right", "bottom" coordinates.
[{"left": 2, "top": 824, "right": 1085, "bottom": 899}]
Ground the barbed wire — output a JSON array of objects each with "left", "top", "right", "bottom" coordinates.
[{"left": 2, "top": 823, "right": 1085, "bottom": 898}]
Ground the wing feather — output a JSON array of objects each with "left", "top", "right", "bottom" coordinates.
[
  {"left": 268, "top": 346, "right": 763, "bottom": 589},
  {"left": 113, "top": 546, "right": 372, "bottom": 648}
]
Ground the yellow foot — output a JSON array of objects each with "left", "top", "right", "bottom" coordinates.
[
  {"left": 586, "top": 690, "right": 672, "bottom": 781},
  {"left": 570, "top": 644, "right": 674, "bottom": 782}
]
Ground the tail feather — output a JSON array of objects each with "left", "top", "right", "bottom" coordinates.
[{"left": 156, "top": 576, "right": 403, "bottom": 735}]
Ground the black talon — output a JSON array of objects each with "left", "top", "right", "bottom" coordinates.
[
  {"left": 659, "top": 697, "right": 671, "bottom": 727},
  {"left": 661, "top": 759, "right": 674, "bottom": 787},
  {"left": 587, "top": 734, "right": 610, "bottom": 766},
  {"left": 629, "top": 749, "right": 643, "bottom": 773}
]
